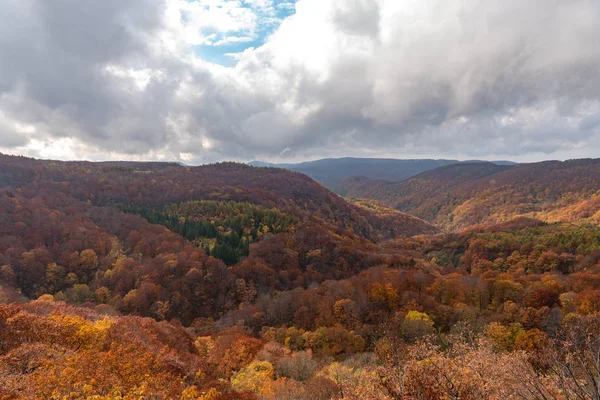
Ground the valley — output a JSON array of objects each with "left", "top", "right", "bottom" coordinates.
[{"left": 1, "top": 154, "right": 600, "bottom": 399}]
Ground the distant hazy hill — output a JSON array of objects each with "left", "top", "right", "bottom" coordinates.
[
  {"left": 248, "top": 157, "right": 516, "bottom": 191},
  {"left": 339, "top": 159, "right": 600, "bottom": 231},
  {"left": 339, "top": 162, "right": 513, "bottom": 208}
]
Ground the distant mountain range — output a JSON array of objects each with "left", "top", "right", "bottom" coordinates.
[
  {"left": 337, "top": 159, "right": 600, "bottom": 231},
  {"left": 248, "top": 157, "right": 517, "bottom": 191},
  {"left": 250, "top": 157, "right": 600, "bottom": 232}
]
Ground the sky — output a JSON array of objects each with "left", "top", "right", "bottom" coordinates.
[{"left": 0, "top": 0, "right": 599, "bottom": 164}]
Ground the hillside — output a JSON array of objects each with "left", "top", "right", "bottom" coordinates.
[
  {"left": 339, "top": 162, "right": 513, "bottom": 208},
  {"left": 340, "top": 159, "right": 600, "bottom": 231},
  {"left": 0, "top": 155, "right": 436, "bottom": 239},
  {"left": 249, "top": 158, "right": 516, "bottom": 191},
  {"left": 0, "top": 154, "right": 436, "bottom": 323},
  {"left": 0, "top": 300, "right": 256, "bottom": 399},
  {"left": 3, "top": 154, "right": 600, "bottom": 398},
  {"left": 7, "top": 165, "right": 600, "bottom": 400}
]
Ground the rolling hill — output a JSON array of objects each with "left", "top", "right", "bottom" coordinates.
[
  {"left": 0, "top": 153, "right": 436, "bottom": 322},
  {"left": 3, "top": 154, "right": 600, "bottom": 399},
  {"left": 339, "top": 159, "right": 600, "bottom": 231},
  {"left": 248, "top": 157, "right": 516, "bottom": 191}
]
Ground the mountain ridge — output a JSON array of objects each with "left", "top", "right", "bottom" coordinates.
[
  {"left": 248, "top": 157, "right": 518, "bottom": 191},
  {"left": 338, "top": 158, "right": 600, "bottom": 231}
]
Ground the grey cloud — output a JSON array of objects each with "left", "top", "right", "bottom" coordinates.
[
  {"left": 333, "top": 0, "right": 380, "bottom": 38},
  {"left": 579, "top": 113, "right": 600, "bottom": 131},
  {"left": 0, "top": 123, "right": 29, "bottom": 148},
  {"left": 0, "top": 0, "right": 180, "bottom": 154},
  {"left": 240, "top": 0, "right": 600, "bottom": 159},
  {"left": 0, "top": 0, "right": 599, "bottom": 162}
]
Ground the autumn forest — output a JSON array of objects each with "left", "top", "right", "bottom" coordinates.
[{"left": 1, "top": 154, "right": 600, "bottom": 399}]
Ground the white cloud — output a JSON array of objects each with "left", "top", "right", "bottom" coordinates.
[
  {"left": 0, "top": 0, "right": 599, "bottom": 164},
  {"left": 211, "top": 35, "right": 254, "bottom": 46},
  {"left": 161, "top": 0, "right": 288, "bottom": 48}
]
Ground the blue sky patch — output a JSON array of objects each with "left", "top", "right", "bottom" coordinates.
[{"left": 189, "top": 0, "right": 297, "bottom": 67}]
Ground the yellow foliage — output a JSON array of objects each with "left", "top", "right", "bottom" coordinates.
[
  {"left": 181, "top": 386, "right": 220, "bottom": 400},
  {"left": 195, "top": 336, "right": 214, "bottom": 358},
  {"left": 50, "top": 315, "right": 112, "bottom": 349},
  {"left": 404, "top": 310, "right": 434, "bottom": 325},
  {"left": 485, "top": 322, "right": 524, "bottom": 352},
  {"left": 402, "top": 310, "right": 435, "bottom": 340},
  {"left": 230, "top": 360, "right": 274, "bottom": 393}
]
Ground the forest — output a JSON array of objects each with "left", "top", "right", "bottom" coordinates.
[
  {"left": 339, "top": 159, "right": 600, "bottom": 231},
  {"left": 1, "top": 154, "right": 600, "bottom": 399}
]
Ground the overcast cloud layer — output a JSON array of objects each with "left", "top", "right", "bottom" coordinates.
[{"left": 0, "top": 0, "right": 599, "bottom": 163}]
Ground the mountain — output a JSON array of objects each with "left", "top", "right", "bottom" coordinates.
[
  {"left": 3, "top": 154, "right": 600, "bottom": 398},
  {"left": 0, "top": 153, "right": 437, "bottom": 321},
  {"left": 248, "top": 157, "right": 517, "bottom": 191},
  {"left": 339, "top": 162, "right": 514, "bottom": 216},
  {"left": 340, "top": 159, "right": 600, "bottom": 231}
]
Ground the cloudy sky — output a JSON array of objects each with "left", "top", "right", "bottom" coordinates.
[{"left": 0, "top": 0, "right": 599, "bottom": 164}]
